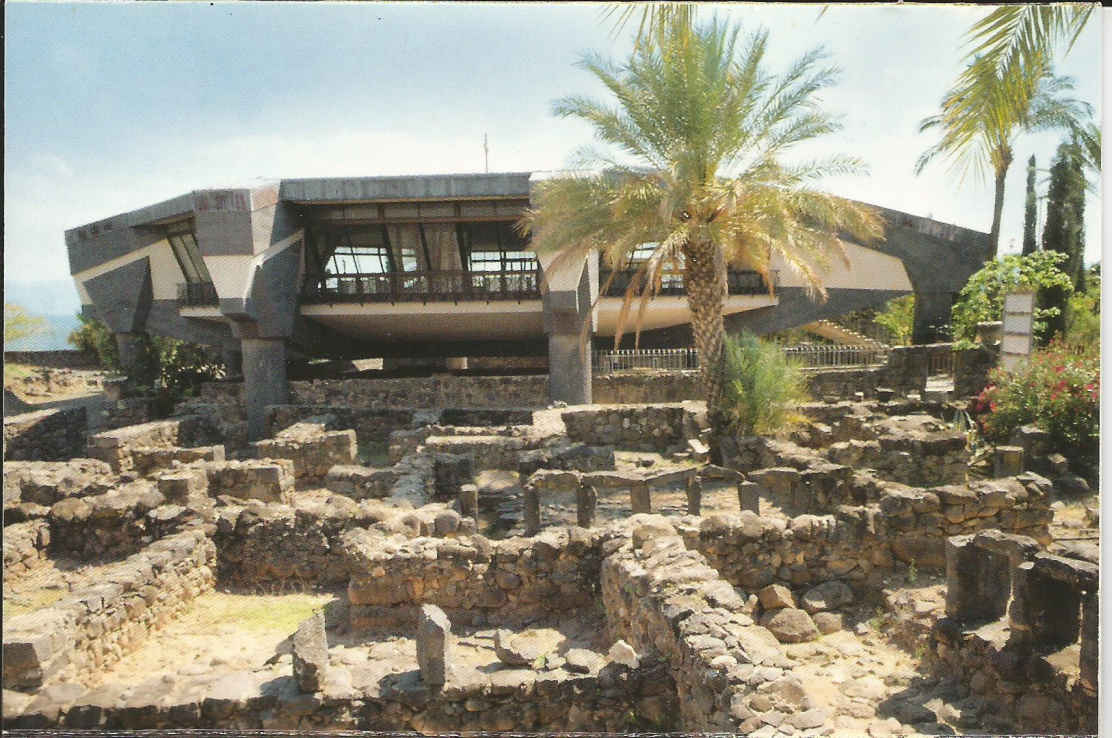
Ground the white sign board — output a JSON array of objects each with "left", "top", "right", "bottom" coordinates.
[{"left": 1001, "top": 290, "right": 1035, "bottom": 371}]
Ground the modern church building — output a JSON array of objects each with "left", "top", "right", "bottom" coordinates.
[{"left": 66, "top": 171, "right": 990, "bottom": 437}]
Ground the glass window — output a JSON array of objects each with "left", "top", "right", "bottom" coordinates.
[
  {"left": 166, "top": 223, "right": 213, "bottom": 284},
  {"left": 462, "top": 222, "right": 538, "bottom": 273},
  {"left": 326, "top": 227, "right": 393, "bottom": 275}
]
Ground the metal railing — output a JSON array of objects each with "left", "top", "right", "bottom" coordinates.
[
  {"left": 927, "top": 350, "right": 955, "bottom": 377},
  {"left": 177, "top": 281, "right": 218, "bottom": 307},
  {"left": 599, "top": 269, "right": 778, "bottom": 297},
  {"left": 593, "top": 348, "right": 699, "bottom": 373},
  {"left": 300, "top": 270, "right": 542, "bottom": 303},
  {"left": 781, "top": 344, "right": 889, "bottom": 368},
  {"left": 593, "top": 342, "right": 889, "bottom": 373}
]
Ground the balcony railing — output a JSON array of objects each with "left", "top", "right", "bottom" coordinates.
[
  {"left": 300, "top": 270, "right": 542, "bottom": 304},
  {"left": 600, "top": 269, "right": 777, "bottom": 297},
  {"left": 177, "top": 281, "right": 218, "bottom": 307}
]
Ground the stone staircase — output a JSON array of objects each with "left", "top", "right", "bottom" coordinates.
[{"left": 803, "top": 319, "right": 890, "bottom": 349}]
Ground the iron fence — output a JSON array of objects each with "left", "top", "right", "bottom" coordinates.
[
  {"left": 593, "top": 348, "right": 699, "bottom": 373},
  {"left": 593, "top": 343, "right": 889, "bottom": 373},
  {"left": 781, "top": 344, "right": 889, "bottom": 368}
]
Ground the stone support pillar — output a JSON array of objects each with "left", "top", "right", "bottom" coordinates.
[
  {"left": 523, "top": 484, "right": 540, "bottom": 535},
  {"left": 686, "top": 476, "right": 702, "bottom": 516},
  {"left": 631, "top": 481, "right": 652, "bottom": 514},
  {"left": 459, "top": 484, "right": 479, "bottom": 520},
  {"left": 576, "top": 483, "right": 597, "bottom": 529},
  {"left": 737, "top": 481, "right": 760, "bottom": 514},
  {"left": 1080, "top": 591, "right": 1098, "bottom": 691},
  {"left": 242, "top": 337, "right": 289, "bottom": 441}
]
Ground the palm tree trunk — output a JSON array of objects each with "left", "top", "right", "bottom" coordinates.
[
  {"left": 684, "top": 236, "right": 729, "bottom": 442},
  {"left": 988, "top": 165, "right": 1008, "bottom": 259}
]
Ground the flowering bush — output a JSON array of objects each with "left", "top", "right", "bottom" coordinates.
[{"left": 969, "top": 340, "right": 1099, "bottom": 471}]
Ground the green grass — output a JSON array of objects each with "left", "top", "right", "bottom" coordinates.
[
  {"left": 190, "top": 592, "right": 332, "bottom": 635},
  {"left": 3, "top": 362, "right": 35, "bottom": 386},
  {"left": 3, "top": 588, "right": 67, "bottom": 621}
]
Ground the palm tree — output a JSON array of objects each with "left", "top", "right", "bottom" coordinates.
[
  {"left": 520, "top": 18, "right": 883, "bottom": 437},
  {"left": 963, "top": 5, "right": 1094, "bottom": 81},
  {"left": 915, "top": 52, "right": 1091, "bottom": 258}
]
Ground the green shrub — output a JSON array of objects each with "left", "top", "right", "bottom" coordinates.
[
  {"left": 1065, "top": 265, "right": 1100, "bottom": 347},
  {"left": 720, "top": 331, "right": 810, "bottom": 436},
  {"left": 950, "top": 251, "right": 1073, "bottom": 348},
  {"left": 873, "top": 295, "right": 914, "bottom": 345},
  {"left": 68, "top": 312, "right": 121, "bottom": 370},
  {"left": 970, "top": 339, "right": 1099, "bottom": 472},
  {"left": 68, "top": 314, "right": 224, "bottom": 412}
]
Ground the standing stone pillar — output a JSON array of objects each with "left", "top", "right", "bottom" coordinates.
[
  {"left": 417, "top": 604, "right": 450, "bottom": 686},
  {"left": 737, "top": 481, "right": 760, "bottom": 514},
  {"left": 577, "top": 483, "right": 597, "bottom": 528},
  {"left": 523, "top": 484, "right": 541, "bottom": 535},
  {"left": 993, "top": 446, "right": 1024, "bottom": 478},
  {"left": 631, "top": 481, "right": 651, "bottom": 514},
  {"left": 459, "top": 483, "right": 479, "bottom": 521},
  {"left": 242, "top": 337, "right": 289, "bottom": 441},
  {"left": 686, "top": 476, "right": 702, "bottom": 516}
]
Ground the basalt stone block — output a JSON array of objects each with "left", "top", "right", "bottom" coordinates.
[
  {"left": 737, "top": 481, "right": 761, "bottom": 514},
  {"left": 630, "top": 481, "right": 652, "bottom": 514},
  {"left": 458, "top": 483, "right": 479, "bottom": 520},
  {"left": 576, "top": 483, "right": 597, "bottom": 528},
  {"left": 417, "top": 604, "right": 451, "bottom": 686},
  {"left": 157, "top": 468, "right": 209, "bottom": 503},
  {"left": 292, "top": 611, "right": 328, "bottom": 693},
  {"left": 523, "top": 485, "right": 540, "bottom": 535},
  {"left": 686, "top": 476, "right": 702, "bottom": 516}
]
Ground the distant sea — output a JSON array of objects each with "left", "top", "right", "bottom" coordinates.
[
  {"left": 5, "top": 313, "right": 82, "bottom": 351},
  {"left": 5, "top": 279, "right": 83, "bottom": 351}
]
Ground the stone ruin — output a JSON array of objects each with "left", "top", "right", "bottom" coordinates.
[{"left": 1, "top": 389, "right": 1098, "bottom": 734}]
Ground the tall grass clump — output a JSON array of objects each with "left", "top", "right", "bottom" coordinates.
[{"left": 720, "top": 331, "right": 810, "bottom": 436}]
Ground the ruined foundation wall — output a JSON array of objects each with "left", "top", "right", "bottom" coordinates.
[
  {"left": 344, "top": 527, "right": 607, "bottom": 628},
  {"left": 4, "top": 407, "right": 87, "bottom": 462},
  {"left": 3, "top": 530, "right": 216, "bottom": 690}
]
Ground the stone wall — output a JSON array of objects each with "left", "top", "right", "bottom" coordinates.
[
  {"left": 4, "top": 350, "right": 99, "bottom": 369},
  {"left": 46, "top": 482, "right": 205, "bottom": 560},
  {"left": 561, "top": 404, "right": 704, "bottom": 451},
  {"left": 290, "top": 376, "right": 549, "bottom": 409},
  {"left": 3, "top": 519, "right": 51, "bottom": 579},
  {"left": 929, "top": 532, "right": 1096, "bottom": 734},
  {"left": 4, "top": 407, "right": 87, "bottom": 462},
  {"left": 3, "top": 529, "right": 216, "bottom": 690},
  {"left": 86, "top": 416, "right": 220, "bottom": 472},
  {"left": 344, "top": 526, "right": 609, "bottom": 628},
  {"left": 687, "top": 472, "right": 1053, "bottom": 590},
  {"left": 6, "top": 638, "right": 676, "bottom": 732},
  {"left": 265, "top": 405, "right": 417, "bottom": 449},
  {"left": 601, "top": 518, "right": 822, "bottom": 733},
  {"left": 953, "top": 345, "right": 997, "bottom": 398}
]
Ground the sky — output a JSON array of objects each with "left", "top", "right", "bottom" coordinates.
[{"left": 3, "top": 2, "right": 1104, "bottom": 320}]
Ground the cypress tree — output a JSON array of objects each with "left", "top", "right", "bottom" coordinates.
[
  {"left": 1039, "top": 141, "right": 1086, "bottom": 339},
  {"left": 1021, "top": 155, "right": 1038, "bottom": 255}
]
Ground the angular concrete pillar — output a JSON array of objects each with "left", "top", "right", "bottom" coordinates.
[
  {"left": 547, "top": 327, "right": 591, "bottom": 405},
  {"left": 242, "top": 337, "right": 289, "bottom": 441},
  {"left": 222, "top": 346, "right": 244, "bottom": 378}
]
